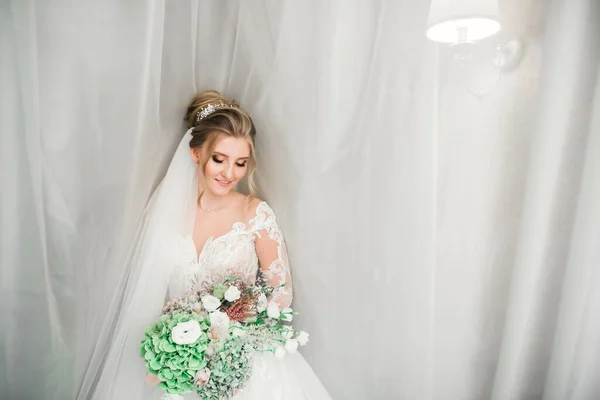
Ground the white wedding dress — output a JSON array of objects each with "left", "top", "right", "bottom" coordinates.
[
  {"left": 88, "top": 130, "right": 330, "bottom": 400},
  {"left": 166, "top": 203, "right": 331, "bottom": 400}
]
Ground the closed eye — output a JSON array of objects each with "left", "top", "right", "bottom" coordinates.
[{"left": 212, "top": 155, "right": 247, "bottom": 167}]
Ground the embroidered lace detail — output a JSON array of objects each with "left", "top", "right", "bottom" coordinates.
[
  {"left": 250, "top": 202, "right": 293, "bottom": 308},
  {"left": 168, "top": 202, "right": 293, "bottom": 308}
]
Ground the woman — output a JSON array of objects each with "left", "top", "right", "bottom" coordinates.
[{"left": 91, "top": 90, "right": 331, "bottom": 399}]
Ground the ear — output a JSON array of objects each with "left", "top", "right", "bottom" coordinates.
[{"left": 190, "top": 148, "right": 200, "bottom": 163}]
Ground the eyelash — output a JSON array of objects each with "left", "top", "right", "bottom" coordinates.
[{"left": 212, "top": 155, "right": 247, "bottom": 168}]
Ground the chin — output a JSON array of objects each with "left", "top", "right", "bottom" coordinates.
[{"left": 207, "top": 180, "right": 235, "bottom": 196}]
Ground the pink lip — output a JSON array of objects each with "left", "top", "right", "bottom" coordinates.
[{"left": 216, "top": 179, "right": 232, "bottom": 187}]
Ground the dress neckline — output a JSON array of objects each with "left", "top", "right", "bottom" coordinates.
[
  {"left": 189, "top": 200, "right": 267, "bottom": 261},
  {"left": 190, "top": 222, "right": 247, "bottom": 261}
]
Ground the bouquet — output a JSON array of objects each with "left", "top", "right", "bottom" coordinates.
[{"left": 141, "top": 277, "right": 310, "bottom": 399}]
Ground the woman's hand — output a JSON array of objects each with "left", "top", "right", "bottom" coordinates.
[{"left": 145, "top": 373, "right": 161, "bottom": 387}]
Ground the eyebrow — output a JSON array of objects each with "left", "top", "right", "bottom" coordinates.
[{"left": 213, "top": 152, "right": 249, "bottom": 161}]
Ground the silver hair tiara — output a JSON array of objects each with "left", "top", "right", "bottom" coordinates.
[{"left": 195, "top": 102, "right": 231, "bottom": 123}]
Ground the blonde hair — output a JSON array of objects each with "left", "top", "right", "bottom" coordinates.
[{"left": 184, "top": 90, "right": 257, "bottom": 199}]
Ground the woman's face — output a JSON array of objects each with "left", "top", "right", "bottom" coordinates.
[{"left": 191, "top": 136, "right": 251, "bottom": 196}]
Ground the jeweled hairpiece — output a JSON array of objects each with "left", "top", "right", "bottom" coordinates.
[{"left": 195, "top": 102, "right": 230, "bottom": 123}]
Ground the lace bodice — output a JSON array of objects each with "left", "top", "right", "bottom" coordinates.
[{"left": 168, "top": 201, "right": 293, "bottom": 308}]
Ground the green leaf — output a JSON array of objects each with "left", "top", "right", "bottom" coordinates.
[
  {"left": 172, "top": 369, "right": 183, "bottom": 377},
  {"left": 157, "top": 368, "right": 170, "bottom": 381},
  {"left": 163, "top": 342, "right": 176, "bottom": 353},
  {"left": 165, "top": 359, "right": 178, "bottom": 370},
  {"left": 177, "top": 314, "right": 189, "bottom": 323},
  {"left": 158, "top": 339, "right": 170, "bottom": 352},
  {"left": 188, "top": 356, "right": 201, "bottom": 369},
  {"left": 149, "top": 358, "right": 161, "bottom": 371}
]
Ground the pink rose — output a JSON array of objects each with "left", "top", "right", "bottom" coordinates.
[{"left": 195, "top": 369, "right": 211, "bottom": 386}]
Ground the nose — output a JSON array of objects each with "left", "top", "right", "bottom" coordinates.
[{"left": 222, "top": 163, "right": 234, "bottom": 180}]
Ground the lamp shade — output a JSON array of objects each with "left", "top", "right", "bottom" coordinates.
[{"left": 427, "top": 0, "right": 501, "bottom": 44}]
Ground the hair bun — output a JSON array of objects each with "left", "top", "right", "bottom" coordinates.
[{"left": 184, "top": 90, "right": 233, "bottom": 128}]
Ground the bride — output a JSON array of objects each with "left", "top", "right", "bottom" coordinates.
[{"left": 89, "top": 90, "right": 331, "bottom": 399}]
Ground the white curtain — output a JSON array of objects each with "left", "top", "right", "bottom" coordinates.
[{"left": 1, "top": 1, "right": 599, "bottom": 399}]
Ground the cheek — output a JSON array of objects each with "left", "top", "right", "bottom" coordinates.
[
  {"left": 233, "top": 167, "right": 248, "bottom": 181},
  {"left": 203, "top": 161, "right": 220, "bottom": 177}
]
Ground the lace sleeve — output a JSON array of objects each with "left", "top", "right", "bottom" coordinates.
[{"left": 250, "top": 201, "right": 293, "bottom": 308}]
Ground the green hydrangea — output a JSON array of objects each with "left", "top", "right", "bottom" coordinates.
[
  {"left": 195, "top": 340, "right": 254, "bottom": 399},
  {"left": 140, "top": 312, "right": 209, "bottom": 394},
  {"left": 141, "top": 280, "right": 310, "bottom": 398}
]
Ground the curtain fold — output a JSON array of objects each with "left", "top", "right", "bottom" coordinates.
[{"left": 1, "top": 1, "right": 599, "bottom": 399}]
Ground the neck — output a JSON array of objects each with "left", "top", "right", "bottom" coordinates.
[
  {"left": 197, "top": 177, "right": 231, "bottom": 211},
  {"left": 200, "top": 189, "right": 230, "bottom": 210}
]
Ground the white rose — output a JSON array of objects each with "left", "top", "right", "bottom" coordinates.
[
  {"left": 224, "top": 285, "right": 241, "bottom": 302},
  {"left": 171, "top": 320, "right": 202, "bottom": 345},
  {"left": 256, "top": 293, "right": 268, "bottom": 313},
  {"left": 232, "top": 326, "right": 246, "bottom": 337},
  {"left": 266, "top": 302, "right": 280, "bottom": 319},
  {"left": 296, "top": 331, "right": 310, "bottom": 346},
  {"left": 209, "top": 310, "right": 230, "bottom": 330},
  {"left": 281, "top": 326, "right": 294, "bottom": 340},
  {"left": 201, "top": 295, "right": 221, "bottom": 312},
  {"left": 284, "top": 339, "right": 299, "bottom": 354},
  {"left": 281, "top": 307, "right": 294, "bottom": 322},
  {"left": 274, "top": 346, "right": 286, "bottom": 360}
]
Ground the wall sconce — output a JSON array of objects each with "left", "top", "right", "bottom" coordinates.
[
  {"left": 426, "top": 0, "right": 501, "bottom": 45},
  {"left": 427, "top": 0, "right": 524, "bottom": 97}
]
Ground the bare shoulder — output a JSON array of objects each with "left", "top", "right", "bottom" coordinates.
[
  {"left": 229, "top": 191, "right": 253, "bottom": 209},
  {"left": 246, "top": 196, "right": 265, "bottom": 217},
  {"left": 246, "top": 196, "right": 280, "bottom": 221}
]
